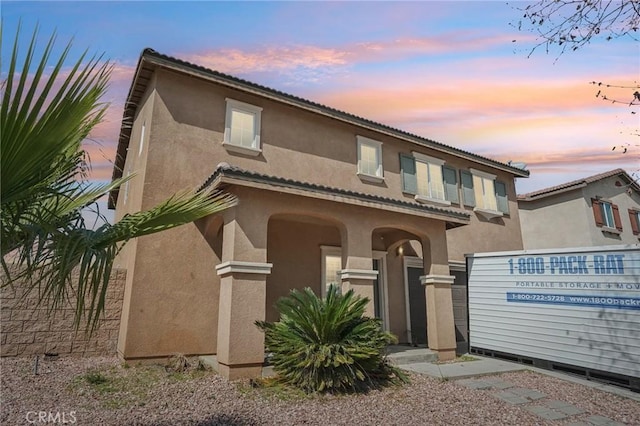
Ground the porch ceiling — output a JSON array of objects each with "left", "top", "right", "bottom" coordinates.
[{"left": 200, "top": 163, "right": 470, "bottom": 229}]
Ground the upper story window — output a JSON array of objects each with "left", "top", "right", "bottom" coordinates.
[
  {"left": 629, "top": 209, "right": 640, "bottom": 235},
  {"left": 591, "top": 198, "right": 622, "bottom": 233},
  {"left": 400, "top": 152, "right": 457, "bottom": 206},
  {"left": 223, "top": 98, "right": 263, "bottom": 156},
  {"left": 357, "top": 136, "right": 383, "bottom": 182},
  {"left": 601, "top": 201, "right": 615, "bottom": 228},
  {"left": 461, "top": 169, "right": 509, "bottom": 219}
]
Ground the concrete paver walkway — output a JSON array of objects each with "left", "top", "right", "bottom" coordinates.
[
  {"left": 456, "top": 377, "right": 624, "bottom": 424},
  {"left": 388, "top": 348, "right": 638, "bottom": 424},
  {"left": 399, "top": 357, "right": 528, "bottom": 379}
]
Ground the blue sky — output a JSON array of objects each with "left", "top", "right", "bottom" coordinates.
[{"left": 3, "top": 1, "right": 639, "bottom": 208}]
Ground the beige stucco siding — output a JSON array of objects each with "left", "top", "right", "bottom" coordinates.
[
  {"left": 447, "top": 176, "right": 524, "bottom": 260},
  {"left": 266, "top": 218, "right": 341, "bottom": 322},
  {"left": 150, "top": 70, "right": 519, "bottom": 215},
  {"left": 114, "top": 65, "right": 525, "bottom": 361},
  {"left": 519, "top": 191, "right": 592, "bottom": 249},
  {"left": 519, "top": 176, "right": 640, "bottom": 249},
  {"left": 584, "top": 177, "right": 640, "bottom": 245},
  {"left": 116, "top": 76, "right": 223, "bottom": 359},
  {"left": 145, "top": 69, "right": 523, "bottom": 259},
  {"left": 115, "top": 81, "right": 155, "bottom": 356}
]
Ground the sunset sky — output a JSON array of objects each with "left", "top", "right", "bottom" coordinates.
[{"left": 3, "top": 1, "right": 639, "bottom": 214}]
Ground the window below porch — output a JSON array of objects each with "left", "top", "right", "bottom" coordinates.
[{"left": 321, "top": 246, "right": 342, "bottom": 297}]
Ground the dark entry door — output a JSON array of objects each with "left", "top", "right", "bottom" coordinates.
[
  {"left": 373, "top": 259, "right": 382, "bottom": 319},
  {"left": 407, "top": 267, "right": 427, "bottom": 345}
]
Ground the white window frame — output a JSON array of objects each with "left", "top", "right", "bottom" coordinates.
[
  {"left": 321, "top": 246, "right": 342, "bottom": 298},
  {"left": 600, "top": 201, "right": 615, "bottom": 228},
  {"left": 320, "top": 246, "right": 389, "bottom": 330},
  {"left": 356, "top": 136, "right": 384, "bottom": 183},
  {"left": 412, "top": 152, "right": 449, "bottom": 206},
  {"left": 223, "top": 98, "right": 263, "bottom": 156},
  {"left": 470, "top": 168, "right": 503, "bottom": 219}
]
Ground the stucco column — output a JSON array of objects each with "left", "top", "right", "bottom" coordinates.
[
  {"left": 420, "top": 275, "right": 456, "bottom": 360},
  {"left": 340, "top": 225, "right": 376, "bottom": 317},
  {"left": 216, "top": 210, "right": 271, "bottom": 380},
  {"left": 339, "top": 269, "right": 378, "bottom": 317},
  {"left": 421, "top": 231, "right": 456, "bottom": 361}
]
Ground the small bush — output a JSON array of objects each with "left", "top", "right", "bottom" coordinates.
[
  {"left": 256, "top": 286, "right": 408, "bottom": 394},
  {"left": 166, "top": 353, "right": 190, "bottom": 372},
  {"left": 84, "top": 371, "right": 108, "bottom": 385}
]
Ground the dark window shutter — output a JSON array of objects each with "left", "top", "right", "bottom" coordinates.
[
  {"left": 612, "top": 204, "right": 623, "bottom": 231},
  {"left": 442, "top": 166, "right": 459, "bottom": 203},
  {"left": 629, "top": 209, "right": 640, "bottom": 235},
  {"left": 591, "top": 198, "right": 604, "bottom": 227},
  {"left": 460, "top": 170, "right": 475, "bottom": 207},
  {"left": 400, "top": 154, "right": 417, "bottom": 194},
  {"left": 495, "top": 181, "right": 509, "bottom": 214}
]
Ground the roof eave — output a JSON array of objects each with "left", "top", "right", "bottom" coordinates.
[
  {"left": 108, "top": 50, "right": 157, "bottom": 209},
  {"left": 201, "top": 166, "right": 471, "bottom": 226},
  {"left": 518, "top": 169, "right": 639, "bottom": 201},
  {"left": 518, "top": 182, "right": 588, "bottom": 202}
]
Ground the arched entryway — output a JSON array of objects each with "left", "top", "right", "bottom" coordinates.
[
  {"left": 191, "top": 183, "right": 460, "bottom": 379},
  {"left": 371, "top": 228, "right": 431, "bottom": 346},
  {"left": 266, "top": 213, "right": 344, "bottom": 322}
]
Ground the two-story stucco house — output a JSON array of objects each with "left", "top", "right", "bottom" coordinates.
[
  {"left": 518, "top": 169, "right": 640, "bottom": 250},
  {"left": 109, "top": 49, "right": 529, "bottom": 379}
]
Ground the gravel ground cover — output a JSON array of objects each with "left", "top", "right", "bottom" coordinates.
[{"left": 1, "top": 356, "right": 638, "bottom": 425}]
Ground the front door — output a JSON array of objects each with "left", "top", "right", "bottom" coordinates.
[
  {"left": 373, "top": 259, "right": 382, "bottom": 319},
  {"left": 407, "top": 266, "right": 427, "bottom": 345}
]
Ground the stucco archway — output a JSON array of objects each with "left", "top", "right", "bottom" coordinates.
[{"left": 265, "top": 213, "right": 345, "bottom": 322}]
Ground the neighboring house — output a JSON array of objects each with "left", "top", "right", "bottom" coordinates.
[
  {"left": 109, "top": 49, "right": 529, "bottom": 379},
  {"left": 518, "top": 169, "right": 640, "bottom": 250}
]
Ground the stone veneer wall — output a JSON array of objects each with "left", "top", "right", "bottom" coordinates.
[{"left": 1, "top": 268, "right": 126, "bottom": 357}]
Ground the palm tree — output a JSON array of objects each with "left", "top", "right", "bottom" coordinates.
[
  {"left": 1, "top": 26, "right": 236, "bottom": 332},
  {"left": 256, "top": 286, "right": 407, "bottom": 393}
]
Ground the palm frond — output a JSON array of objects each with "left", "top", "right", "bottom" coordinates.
[
  {"left": 1, "top": 25, "right": 111, "bottom": 207},
  {"left": 256, "top": 286, "right": 405, "bottom": 394},
  {"left": 98, "top": 188, "right": 236, "bottom": 246},
  {"left": 1, "top": 25, "right": 237, "bottom": 333}
]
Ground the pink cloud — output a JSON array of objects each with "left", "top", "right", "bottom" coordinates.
[
  {"left": 494, "top": 147, "right": 637, "bottom": 168},
  {"left": 82, "top": 42, "right": 636, "bottom": 196},
  {"left": 184, "top": 45, "right": 349, "bottom": 75},
  {"left": 178, "top": 32, "right": 517, "bottom": 79},
  {"left": 310, "top": 66, "right": 637, "bottom": 138}
]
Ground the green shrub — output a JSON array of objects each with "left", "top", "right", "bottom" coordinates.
[
  {"left": 256, "top": 286, "right": 407, "bottom": 394},
  {"left": 84, "top": 371, "right": 108, "bottom": 385}
]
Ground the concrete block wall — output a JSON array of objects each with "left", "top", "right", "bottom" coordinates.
[{"left": 1, "top": 268, "right": 126, "bottom": 357}]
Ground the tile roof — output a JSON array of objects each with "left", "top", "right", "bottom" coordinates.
[
  {"left": 200, "top": 163, "right": 470, "bottom": 227},
  {"left": 109, "top": 48, "right": 529, "bottom": 208},
  {"left": 517, "top": 168, "right": 640, "bottom": 201}
]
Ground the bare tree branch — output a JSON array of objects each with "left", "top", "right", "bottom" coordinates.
[{"left": 511, "top": 0, "right": 640, "bottom": 57}]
